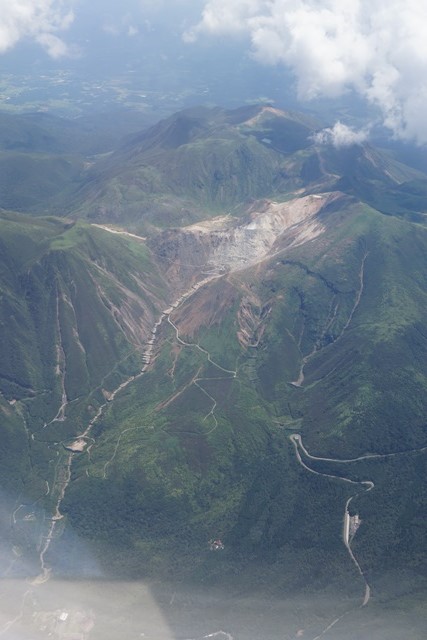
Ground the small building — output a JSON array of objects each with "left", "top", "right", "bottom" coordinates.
[{"left": 209, "top": 538, "right": 224, "bottom": 551}]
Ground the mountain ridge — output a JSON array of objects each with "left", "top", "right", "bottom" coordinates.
[{"left": 0, "top": 104, "right": 426, "bottom": 638}]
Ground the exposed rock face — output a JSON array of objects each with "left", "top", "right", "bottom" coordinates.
[
  {"left": 64, "top": 439, "right": 87, "bottom": 453},
  {"left": 237, "top": 295, "right": 272, "bottom": 349},
  {"left": 150, "top": 192, "right": 343, "bottom": 288}
]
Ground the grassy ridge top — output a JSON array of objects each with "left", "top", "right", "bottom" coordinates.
[{"left": 1, "top": 105, "right": 426, "bottom": 232}]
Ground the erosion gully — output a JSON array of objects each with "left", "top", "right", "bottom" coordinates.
[
  {"left": 0, "top": 266, "right": 234, "bottom": 636},
  {"left": 3, "top": 238, "right": 425, "bottom": 640},
  {"left": 5, "top": 268, "right": 228, "bottom": 591}
]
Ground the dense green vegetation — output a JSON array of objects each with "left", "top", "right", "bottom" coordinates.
[
  {"left": 0, "top": 105, "right": 426, "bottom": 634},
  {"left": 0, "top": 211, "right": 170, "bottom": 564},
  {"left": 59, "top": 199, "right": 427, "bottom": 606}
]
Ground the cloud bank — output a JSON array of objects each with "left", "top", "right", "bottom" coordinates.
[
  {"left": 313, "top": 122, "right": 368, "bottom": 148},
  {"left": 186, "top": 0, "right": 427, "bottom": 144},
  {"left": 0, "top": 0, "right": 74, "bottom": 58}
]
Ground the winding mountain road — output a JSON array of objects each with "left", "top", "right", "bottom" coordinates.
[
  {"left": 289, "top": 432, "right": 427, "bottom": 639},
  {"left": 289, "top": 434, "right": 373, "bottom": 639},
  {"left": 292, "top": 433, "right": 427, "bottom": 463},
  {"left": 289, "top": 433, "right": 373, "bottom": 604}
]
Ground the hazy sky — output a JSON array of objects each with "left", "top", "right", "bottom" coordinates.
[{"left": 1, "top": 0, "right": 427, "bottom": 144}]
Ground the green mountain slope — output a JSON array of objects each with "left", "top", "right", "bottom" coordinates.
[
  {"left": 1, "top": 104, "right": 426, "bottom": 230},
  {"left": 0, "top": 151, "right": 85, "bottom": 212},
  {"left": 67, "top": 105, "right": 427, "bottom": 231},
  {"left": 70, "top": 106, "right": 311, "bottom": 227},
  {"left": 0, "top": 212, "right": 170, "bottom": 513},
  {"left": 0, "top": 109, "right": 156, "bottom": 215},
  {"left": 0, "top": 105, "right": 426, "bottom": 638},
  {"left": 58, "top": 196, "right": 427, "bottom": 612}
]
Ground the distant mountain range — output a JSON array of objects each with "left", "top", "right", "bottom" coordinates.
[
  {"left": 0, "top": 104, "right": 426, "bottom": 638},
  {"left": 2, "top": 105, "right": 426, "bottom": 225}
]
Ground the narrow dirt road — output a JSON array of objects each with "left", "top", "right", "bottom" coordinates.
[
  {"left": 291, "top": 251, "right": 368, "bottom": 387},
  {"left": 289, "top": 432, "right": 373, "bottom": 639},
  {"left": 30, "top": 268, "right": 228, "bottom": 585},
  {"left": 289, "top": 432, "right": 427, "bottom": 638}
]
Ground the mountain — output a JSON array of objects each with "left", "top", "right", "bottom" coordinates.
[
  {"left": 67, "top": 105, "right": 427, "bottom": 229},
  {"left": 0, "top": 212, "right": 170, "bottom": 509},
  {"left": 2, "top": 104, "right": 426, "bottom": 226},
  {"left": 0, "top": 109, "right": 155, "bottom": 214},
  {"left": 70, "top": 105, "right": 313, "bottom": 227},
  {"left": 0, "top": 105, "right": 427, "bottom": 639}
]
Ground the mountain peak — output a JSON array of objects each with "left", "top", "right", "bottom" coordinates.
[{"left": 240, "top": 105, "right": 303, "bottom": 126}]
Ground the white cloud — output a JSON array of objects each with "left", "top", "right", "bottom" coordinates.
[
  {"left": 313, "top": 122, "right": 369, "bottom": 148},
  {"left": 186, "top": 0, "right": 427, "bottom": 144},
  {"left": 0, "top": 0, "right": 74, "bottom": 57},
  {"left": 102, "top": 11, "right": 141, "bottom": 39},
  {"left": 184, "top": 0, "right": 261, "bottom": 42},
  {"left": 127, "top": 25, "right": 138, "bottom": 37}
]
